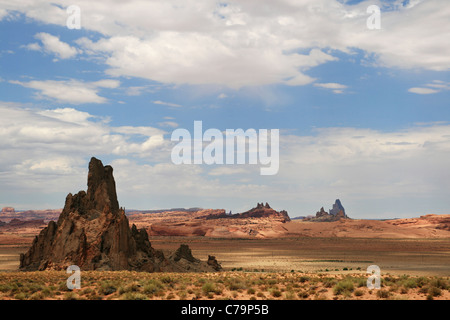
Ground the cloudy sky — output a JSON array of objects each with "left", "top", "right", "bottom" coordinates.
[{"left": 0, "top": 0, "right": 449, "bottom": 218}]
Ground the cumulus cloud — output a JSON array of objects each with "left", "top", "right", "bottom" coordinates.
[
  {"left": 408, "top": 80, "right": 450, "bottom": 95},
  {"left": 27, "top": 32, "right": 80, "bottom": 59},
  {"left": 3, "top": 0, "right": 448, "bottom": 88},
  {"left": 10, "top": 78, "right": 120, "bottom": 104},
  {"left": 408, "top": 87, "right": 439, "bottom": 95},
  {"left": 0, "top": 103, "right": 167, "bottom": 169},
  {"left": 158, "top": 121, "right": 179, "bottom": 128},
  {"left": 152, "top": 100, "right": 182, "bottom": 108},
  {"left": 314, "top": 82, "right": 348, "bottom": 94},
  {"left": 1, "top": 102, "right": 450, "bottom": 216}
]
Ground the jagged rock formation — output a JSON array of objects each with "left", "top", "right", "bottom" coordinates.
[
  {"left": 207, "top": 255, "right": 222, "bottom": 271},
  {"left": 202, "top": 203, "right": 290, "bottom": 223},
  {"left": 19, "top": 157, "right": 219, "bottom": 272},
  {"left": 305, "top": 199, "right": 349, "bottom": 222},
  {"left": 329, "top": 199, "right": 346, "bottom": 217},
  {"left": 238, "top": 203, "right": 291, "bottom": 222},
  {"left": 205, "top": 203, "right": 290, "bottom": 223}
]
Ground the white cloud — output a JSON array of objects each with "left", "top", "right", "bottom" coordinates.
[
  {"left": 23, "top": 42, "right": 41, "bottom": 51},
  {"left": 152, "top": 100, "right": 182, "bottom": 108},
  {"left": 158, "top": 121, "right": 179, "bottom": 128},
  {"left": 0, "top": 104, "right": 167, "bottom": 157},
  {"left": 33, "top": 32, "right": 80, "bottom": 59},
  {"left": 3, "top": 0, "right": 449, "bottom": 88},
  {"left": 408, "top": 87, "right": 439, "bottom": 95},
  {"left": 408, "top": 80, "right": 450, "bottom": 95},
  {"left": 10, "top": 79, "right": 120, "bottom": 104},
  {"left": 314, "top": 82, "right": 348, "bottom": 94},
  {"left": 2, "top": 102, "right": 450, "bottom": 216}
]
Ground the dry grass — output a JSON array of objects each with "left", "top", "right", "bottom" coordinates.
[{"left": 0, "top": 271, "right": 448, "bottom": 300}]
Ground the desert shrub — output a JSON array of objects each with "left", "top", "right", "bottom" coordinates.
[
  {"left": 227, "top": 278, "right": 246, "bottom": 291},
  {"left": 14, "top": 292, "right": 28, "bottom": 300},
  {"left": 166, "top": 292, "right": 175, "bottom": 300},
  {"left": 119, "top": 282, "right": 140, "bottom": 294},
  {"left": 143, "top": 282, "right": 163, "bottom": 295},
  {"left": 284, "top": 291, "right": 296, "bottom": 300},
  {"left": 257, "top": 292, "right": 265, "bottom": 298},
  {"left": 355, "top": 278, "right": 366, "bottom": 288},
  {"left": 322, "top": 278, "right": 337, "bottom": 288},
  {"left": 299, "top": 276, "right": 310, "bottom": 283},
  {"left": 354, "top": 289, "right": 364, "bottom": 297},
  {"left": 430, "top": 278, "right": 448, "bottom": 290},
  {"left": 121, "top": 292, "right": 147, "bottom": 300},
  {"left": 202, "top": 282, "right": 216, "bottom": 295},
  {"left": 297, "top": 290, "right": 309, "bottom": 299},
  {"left": 376, "top": 289, "right": 390, "bottom": 299},
  {"left": 271, "top": 289, "right": 282, "bottom": 298},
  {"left": 428, "top": 286, "right": 442, "bottom": 297},
  {"left": 64, "top": 292, "right": 78, "bottom": 300},
  {"left": 418, "top": 286, "right": 429, "bottom": 294},
  {"left": 402, "top": 278, "right": 418, "bottom": 289},
  {"left": 177, "top": 291, "right": 187, "bottom": 299},
  {"left": 99, "top": 281, "right": 117, "bottom": 295},
  {"left": 247, "top": 288, "right": 256, "bottom": 295},
  {"left": 29, "top": 291, "right": 45, "bottom": 300},
  {"left": 333, "top": 280, "right": 354, "bottom": 295},
  {"left": 416, "top": 277, "right": 429, "bottom": 288}
]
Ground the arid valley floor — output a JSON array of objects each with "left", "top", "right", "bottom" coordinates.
[{"left": 0, "top": 217, "right": 449, "bottom": 300}]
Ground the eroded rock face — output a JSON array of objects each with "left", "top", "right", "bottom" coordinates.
[
  {"left": 20, "top": 157, "right": 218, "bottom": 272},
  {"left": 329, "top": 199, "right": 346, "bottom": 217},
  {"left": 306, "top": 199, "right": 349, "bottom": 222},
  {"left": 207, "top": 255, "right": 222, "bottom": 271},
  {"left": 238, "top": 203, "right": 291, "bottom": 222}
]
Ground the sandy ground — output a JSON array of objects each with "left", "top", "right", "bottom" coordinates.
[{"left": 1, "top": 236, "right": 449, "bottom": 276}]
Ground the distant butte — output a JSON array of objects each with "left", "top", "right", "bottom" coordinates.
[
  {"left": 305, "top": 199, "right": 349, "bottom": 222},
  {"left": 204, "top": 202, "right": 290, "bottom": 223}
]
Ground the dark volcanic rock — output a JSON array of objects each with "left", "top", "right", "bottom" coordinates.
[
  {"left": 316, "top": 207, "right": 327, "bottom": 218},
  {"left": 171, "top": 244, "right": 199, "bottom": 263},
  {"left": 329, "top": 199, "right": 346, "bottom": 217},
  {"left": 207, "top": 255, "right": 222, "bottom": 271},
  {"left": 306, "top": 199, "right": 349, "bottom": 222},
  {"left": 20, "top": 157, "right": 218, "bottom": 272}
]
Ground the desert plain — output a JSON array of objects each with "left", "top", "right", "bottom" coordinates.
[{"left": 0, "top": 209, "right": 449, "bottom": 300}]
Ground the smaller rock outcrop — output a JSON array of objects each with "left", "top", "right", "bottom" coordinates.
[
  {"left": 207, "top": 255, "right": 222, "bottom": 271},
  {"left": 305, "top": 199, "right": 349, "bottom": 222},
  {"left": 171, "top": 244, "right": 199, "bottom": 263},
  {"left": 329, "top": 199, "right": 346, "bottom": 217},
  {"left": 1, "top": 207, "right": 15, "bottom": 214},
  {"left": 235, "top": 203, "right": 291, "bottom": 222}
]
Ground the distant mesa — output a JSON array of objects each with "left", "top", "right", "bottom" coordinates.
[
  {"left": 205, "top": 202, "right": 291, "bottom": 223},
  {"left": 1, "top": 207, "right": 15, "bottom": 214},
  {"left": 20, "top": 157, "right": 220, "bottom": 272},
  {"left": 238, "top": 202, "right": 291, "bottom": 223},
  {"left": 305, "top": 199, "right": 349, "bottom": 222}
]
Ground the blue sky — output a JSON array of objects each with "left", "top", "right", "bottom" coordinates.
[{"left": 0, "top": 0, "right": 449, "bottom": 219}]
